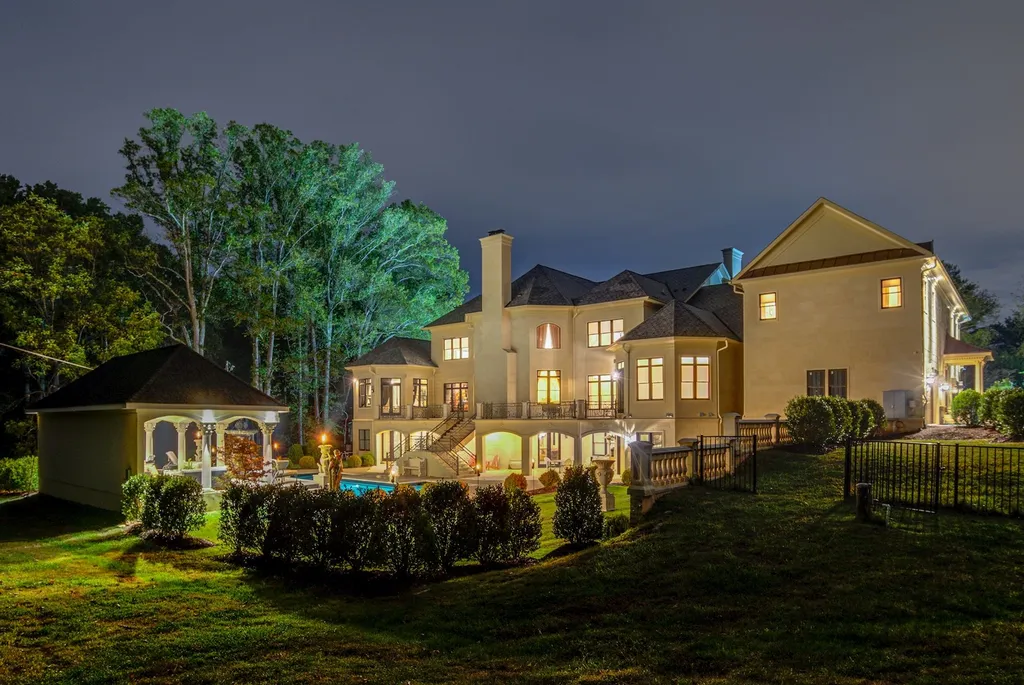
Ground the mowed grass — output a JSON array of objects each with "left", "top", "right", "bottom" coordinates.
[{"left": 2, "top": 454, "right": 1024, "bottom": 684}]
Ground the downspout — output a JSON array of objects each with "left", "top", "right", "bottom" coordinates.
[{"left": 715, "top": 339, "right": 730, "bottom": 434}]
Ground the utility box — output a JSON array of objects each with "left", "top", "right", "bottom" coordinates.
[{"left": 883, "top": 390, "right": 914, "bottom": 419}]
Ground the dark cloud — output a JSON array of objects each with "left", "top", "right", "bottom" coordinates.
[{"left": 1, "top": 0, "right": 1021, "bottom": 308}]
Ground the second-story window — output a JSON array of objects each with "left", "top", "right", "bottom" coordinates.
[
  {"left": 881, "top": 278, "right": 902, "bottom": 309},
  {"left": 759, "top": 292, "right": 777, "bottom": 320},
  {"left": 587, "top": 319, "right": 624, "bottom": 347},
  {"left": 358, "top": 378, "right": 372, "bottom": 407},
  {"left": 536, "top": 323, "right": 561, "bottom": 349},
  {"left": 537, "top": 370, "right": 561, "bottom": 404},
  {"left": 680, "top": 356, "right": 711, "bottom": 399},
  {"left": 636, "top": 357, "right": 663, "bottom": 400},
  {"left": 380, "top": 378, "right": 402, "bottom": 415},
  {"left": 412, "top": 379, "right": 428, "bottom": 407},
  {"left": 443, "top": 336, "right": 470, "bottom": 360}
]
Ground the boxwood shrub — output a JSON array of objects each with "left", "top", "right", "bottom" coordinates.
[
  {"left": 785, "top": 396, "right": 836, "bottom": 450},
  {"left": 0, "top": 455, "right": 38, "bottom": 493},
  {"left": 979, "top": 388, "right": 1006, "bottom": 429},
  {"left": 129, "top": 474, "right": 206, "bottom": 540},
  {"left": 999, "top": 388, "right": 1024, "bottom": 440},
  {"left": 951, "top": 389, "right": 982, "bottom": 427},
  {"left": 553, "top": 465, "right": 603, "bottom": 545}
]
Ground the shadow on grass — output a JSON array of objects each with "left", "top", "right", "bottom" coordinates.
[{"left": 0, "top": 494, "right": 121, "bottom": 542}]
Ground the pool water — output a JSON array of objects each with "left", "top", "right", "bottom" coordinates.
[{"left": 292, "top": 474, "right": 422, "bottom": 495}]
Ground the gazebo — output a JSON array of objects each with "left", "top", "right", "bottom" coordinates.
[{"left": 27, "top": 344, "right": 289, "bottom": 510}]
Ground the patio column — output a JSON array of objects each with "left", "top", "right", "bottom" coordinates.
[
  {"left": 144, "top": 422, "right": 155, "bottom": 461},
  {"left": 976, "top": 362, "right": 984, "bottom": 392},
  {"left": 260, "top": 422, "right": 278, "bottom": 470},
  {"left": 216, "top": 423, "right": 227, "bottom": 465},
  {"left": 201, "top": 423, "right": 216, "bottom": 489},
  {"left": 475, "top": 433, "right": 485, "bottom": 473},
  {"left": 174, "top": 421, "right": 189, "bottom": 471}
]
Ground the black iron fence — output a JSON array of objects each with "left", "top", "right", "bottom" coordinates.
[
  {"left": 845, "top": 439, "right": 1024, "bottom": 516},
  {"left": 694, "top": 435, "right": 758, "bottom": 493}
]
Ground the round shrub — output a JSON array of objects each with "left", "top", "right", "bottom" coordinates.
[
  {"left": 379, "top": 485, "right": 430, "bottom": 577},
  {"left": 140, "top": 475, "right": 207, "bottom": 540},
  {"left": 553, "top": 464, "right": 603, "bottom": 545},
  {"left": 538, "top": 469, "right": 561, "bottom": 488},
  {"left": 999, "top": 388, "right": 1024, "bottom": 440},
  {"left": 951, "top": 389, "right": 982, "bottom": 427},
  {"left": 784, "top": 396, "right": 836, "bottom": 450},
  {"left": 620, "top": 468, "right": 632, "bottom": 487},
  {"left": 980, "top": 388, "right": 1006, "bottom": 428},
  {"left": 287, "top": 444, "right": 304, "bottom": 463},
  {"left": 219, "top": 481, "right": 273, "bottom": 555},
  {"left": 345, "top": 454, "right": 363, "bottom": 469},
  {"left": 329, "top": 489, "right": 385, "bottom": 572},
  {"left": 122, "top": 473, "right": 150, "bottom": 521},
  {"left": 860, "top": 398, "right": 886, "bottom": 436},
  {"left": 603, "top": 513, "right": 630, "bottom": 539},
  {"left": 822, "top": 396, "right": 853, "bottom": 442},
  {"left": 422, "top": 480, "right": 477, "bottom": 573},
  {"left": 298, "top": 455, "right": 316, "bottom": 469},
  {"left": 505, "top": 488, "right": 541, "bottom": 562},
  {"left": 503, "top": 472, "right": 528, "bottom": 491},
  {"left": 0, "top": 455, "right": 38, "bottom": 493},
  {"left": 361, "top": 453, "right": 376, "bottom": 467},
  {"left": 263, "top": 484, "right": 313, "bottom": 563}
]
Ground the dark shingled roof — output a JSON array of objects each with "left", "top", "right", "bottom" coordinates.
[
  {"left": 29, "top": 345, "right": 287, "bottom": 411},
  {"left": 576, "top": 270, "right": 673, "bottom": 306},
  {"left": 686, "top": 284, "right": 743, "bottom": 339},
  {"left": 643, "top": 263, "right": 723, "bottom": 301},
  {"left": 507, "top": 265, "right": 598, "bottom": 306},
  {"left": 618, "top": 299, "right": 739, "bottom": 342},
  {"left": 943, "top": 334, "right": 992, "bottom": 357},
  {"left": 349, "top": 337, "right": 436, "bottom": 367},
  {"left": 426, "top": 295, "right": 482, "bottom": 327}
]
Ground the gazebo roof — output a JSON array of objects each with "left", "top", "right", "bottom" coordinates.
[{"left": 28, "top": 344, "right": 289, "bottom": 412}]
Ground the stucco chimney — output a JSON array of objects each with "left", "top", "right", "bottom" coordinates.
[
  {"left": 721, "top": 247, "right": 744, "bottom": 279},
  {"left": 478, "top": 230, "right": 515, "bottom": 402}
]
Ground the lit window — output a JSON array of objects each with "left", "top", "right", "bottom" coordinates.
[
  {"left": 444, "top": 382, "right": 469, "bottom": 411},
  {"left": 680, "top": 356, "right": 711, "bottom": 399},
  {"left": 443, "top": 336, "right": 470, "bottom": 360},
  {"left": 380, "top": 378, "right": 402, "bottom": 415},
  {"left": 412, "top": 379, "right": 428, "bottom": 407},
  {"left": 358, "top": 378, "right": 372, "bottom": 407},
  {"left": 536, "top": 323, "right": 561, "bottom": 349},
  {"left": 759, "top": 292, "right": 777, "bottom": 320},
  {"left": 587, "top": 374, "right": 615, "bottom": 409},
  {"left": 587, "top": 319, "right": 624, "bottom": 347},
  {"left": 537, "top": 370, "right": 561, "bottom": 404},
  {"left": 881, "top": 278, "right": 902, "bottom": 309},
  {"left": 592, "top": 432, "right": 607, "bottom": 456},
  {"left": 637, "top": 357, "right": 663, "bottom": 400},
  {"left": 635, "top": 431, "right": 664, "bottom": 447}
]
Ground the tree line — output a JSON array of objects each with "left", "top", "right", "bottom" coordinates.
[{"left": 0, "top": 108, "right": 468, "bottom": 455}]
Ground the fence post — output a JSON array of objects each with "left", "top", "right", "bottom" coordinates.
[
  {"left": 934, "top": 442, "right": 942, "bottom": 512},
  {"left": 953, "top": 442, "right": 960, "bottom": 510},
  {"left": 751, "top": 434, "right": 758, "bottom": 493},
  {"left": 697, "top": 436, "right": 705, "bottom": 482},
  {"left": 628, "top": 440, "right": 653, "bottom": 525},
  {"left": 844, "top": 438, "right": 853, "bottom": 500}
]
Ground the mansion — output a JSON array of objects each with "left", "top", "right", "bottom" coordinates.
[{"left": 347, "top": 198, "right": 991, "bottom": 478}]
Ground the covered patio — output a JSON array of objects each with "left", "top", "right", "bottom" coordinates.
[{"left": 28, "top": 345, "right": 289, "bottom": 510}]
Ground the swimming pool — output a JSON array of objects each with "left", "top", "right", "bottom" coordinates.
[{"left": 293, "top": 474, "right": 423, "bottom": 495}]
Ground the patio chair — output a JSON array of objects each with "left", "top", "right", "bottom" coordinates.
[{"left": 165, "top": 451, "right": 179, "bottom": 469}]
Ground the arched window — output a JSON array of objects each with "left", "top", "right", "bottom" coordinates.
[{"left": 536, "top": 323, "right": 561, "bottom": 349}]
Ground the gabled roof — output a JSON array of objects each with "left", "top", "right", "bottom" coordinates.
[
  {"left": 642, "top": 263, "right": 723, "bottom": 301},
  {"left": 685, "top": 284, "right": 743, "bottom": 339},
  {"left": 618, "top": 299, "right": 738, "bottom": 342},
  {"left": 740, "top": 247, "right": 924, "bottom": 280},
  {"left": 735, "top": 197, "right": 933, "bottom": 280},
  {"left": 348, "top": 337, "right": 435, "bottom": 367},
  {"left": 28, "top": 345, "right": 288, "bottom": 411},
  {"left": 576, "top": 270, "right": 672, "bottom": 306},
  {"left": 507, "top": 265, "right": 598, "bottom": 307}
]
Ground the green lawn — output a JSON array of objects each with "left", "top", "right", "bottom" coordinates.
[{"left": 3, "top": 454, "right": 1024, "bottom": 683}]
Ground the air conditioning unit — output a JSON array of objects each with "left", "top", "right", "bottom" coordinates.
[{"left": 882, "top": 390, "right": 916, "bottom": 419}]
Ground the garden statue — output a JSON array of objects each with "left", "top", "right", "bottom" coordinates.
[{"left": 591, "top": 457, "right": 616, "bottom": 512}]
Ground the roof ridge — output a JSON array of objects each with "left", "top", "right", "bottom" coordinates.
[{"left": 125, "top": 345, "right": 185, "bottom": 403}]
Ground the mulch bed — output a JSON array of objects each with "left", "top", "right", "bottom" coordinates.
[{"left": 904, "top": 426, "right": 1011, "bottom": 442}]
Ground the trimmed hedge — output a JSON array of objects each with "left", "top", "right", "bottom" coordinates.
[
  {"left": 603, "top": 513, "right": 630, "bottom": 539},
  {"left": 0, "top": 455, "right": 38, "bottom": 492},
  {"left": 860, "top": 398, "right": 886, "bottom": 436},
  {"left": 344, "top": 455, "right": 363, "bottom": 469},
  {"left": 218, "top": 478, "right": 540, "bottom": 577},
  {"left": 538, "top": 469, "right": 561, "bottom": 488},
  {"left": 123, "top": 474, "right": 207, "bottom": 540},
  {"left": 620, "top": 468, "right": 632, "bottom": 487},
  {"left": 951, "top": 389, "right": 982, "bottom": 427},
  {"left": 980, "top": 388, "right": 1006, "bottom": 429},
  {"left": 298, "top": 455, "right": 316, "bottom": 469},
  {"left": 361, "top": 453, "right": 375, "bottom": 467},
  {"left": 1000, "top": 389, "right": 1024, "bottom": 440},
  {"left": 785, "top": 396, "right": 836, "bottom": 450},
  {"left": 553, "top": 465, "right": 603, "bottom": 545},
  {"left": 503, "top": 472, "right": 528, "bottom": 491}
]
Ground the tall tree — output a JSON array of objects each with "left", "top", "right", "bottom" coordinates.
[
  {"left": 943, "top": 261, "right": 1001, "bottom": 335},
  {"left": 114, "top": 109, "right": 243, "bottom": 354}
]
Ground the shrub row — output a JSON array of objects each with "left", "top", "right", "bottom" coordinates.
[
  {"left": 785, "top": 396, "right": 886, "bottom": 451},
  {"left": 219, "top": 480, "right": 541, "bottom": 577},
  {"left": 0, "top": 455, "right": 38, "bottom": 492},
  {"left": 122, "top": 473, "right": 207, "bottom": 539},
  {"left": 978, "top": 387, "right": 1024, "bottom": 439}
]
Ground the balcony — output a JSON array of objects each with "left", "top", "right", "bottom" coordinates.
[
  {"left": 378, "top": 404, "right": 450, "bottom": 420},
  {"left": 584, "top": 403, "right": 617, "bottom": 419},
  {"left": 411, "top": 404, "right": 445, "bottom": 420},
  {"left": 528, "top": 401, "right": 577, "bottom": 419}
]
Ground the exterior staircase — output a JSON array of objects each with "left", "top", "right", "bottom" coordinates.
[{"left": 387, "top": 412, "right": 476, "bottom": 476}]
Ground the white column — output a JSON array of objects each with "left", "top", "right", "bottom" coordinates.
[
  {"left": 216, "top": 423, "right": 227, "bottom": 466},
  {"left": 174, "top": 421, "right": 189, "bottom": 471},
  {"left": 261, "top": 422, "right": 277, "bottom": 471},
  {"left": 144, "top": 423, "right": 155, "bottom": 461},
  {"left": 201, "top": 423, "right": 215, "bottom": 489}
]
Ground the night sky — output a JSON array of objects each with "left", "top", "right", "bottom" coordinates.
[{"left": 2, "top": 1, "right": 1022, "bottom": 310}]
